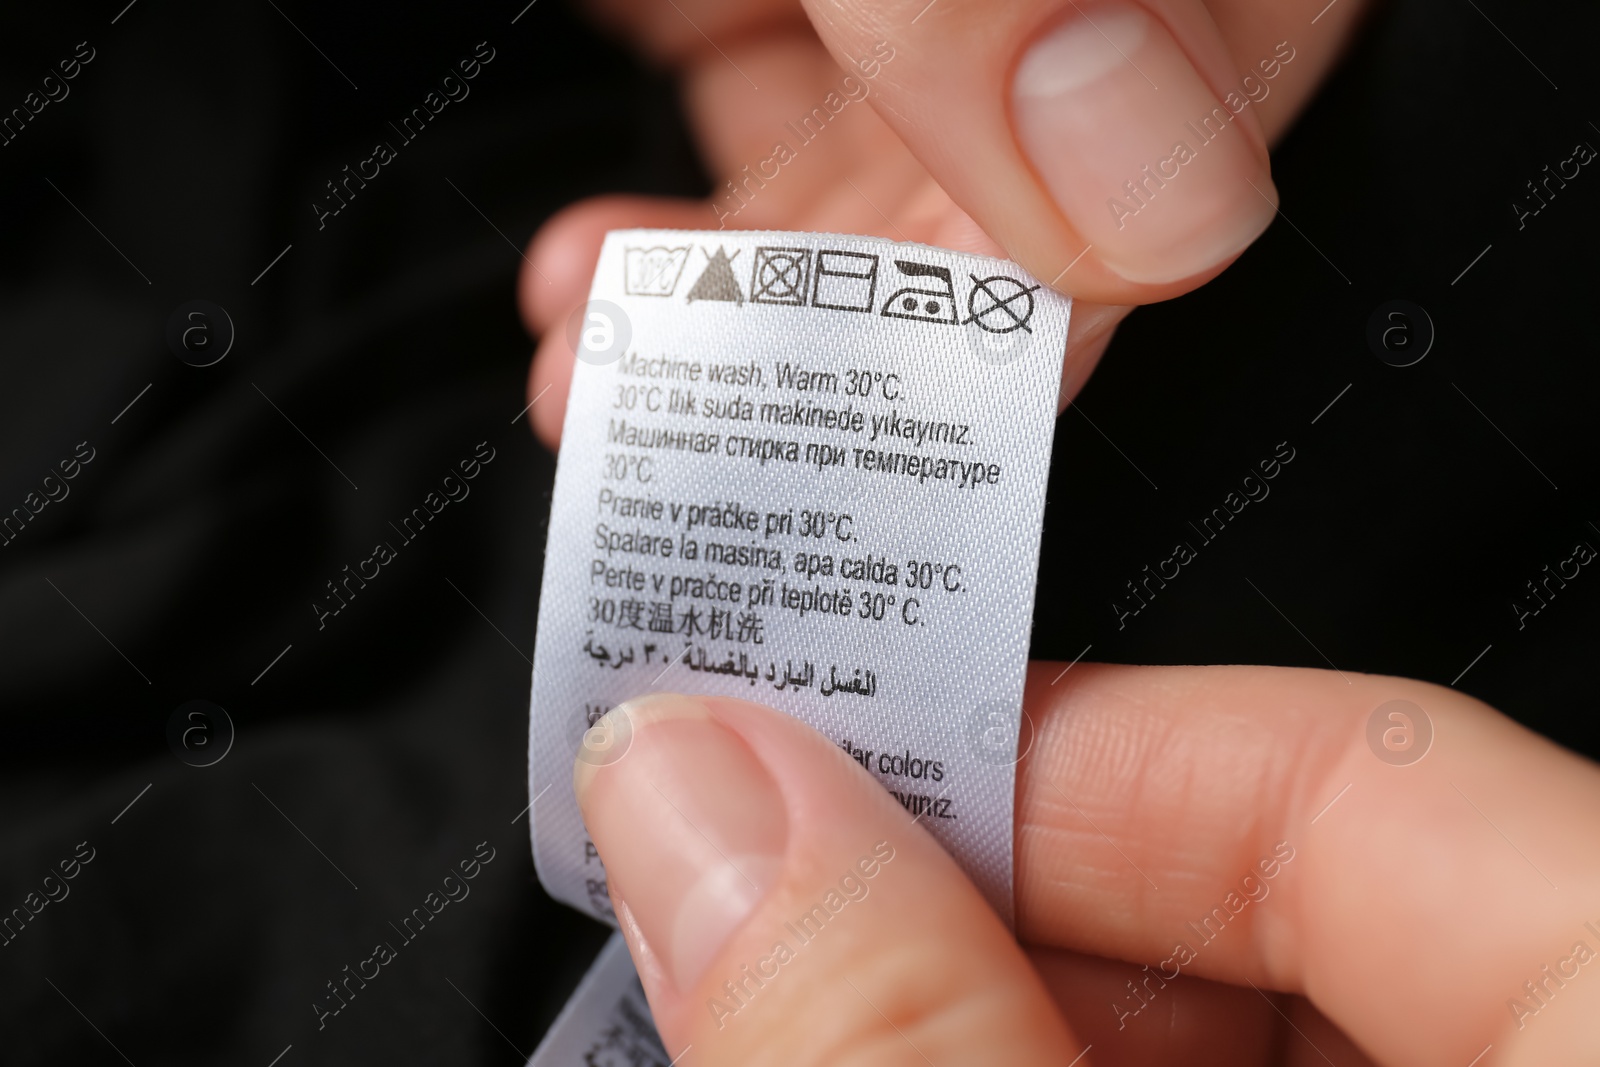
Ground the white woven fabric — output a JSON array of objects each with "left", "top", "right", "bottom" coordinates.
[{"left": 528, "top": 230, "right": 1070, "bottom": 928}]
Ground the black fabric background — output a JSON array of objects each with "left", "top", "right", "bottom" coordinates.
[{"left": 0, "top": 0, "right": 1593, "bottom": 1063}]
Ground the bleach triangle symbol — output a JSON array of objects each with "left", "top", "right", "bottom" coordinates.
[{"left": 685, "top": 247, "right": 744, "bottom": 305}]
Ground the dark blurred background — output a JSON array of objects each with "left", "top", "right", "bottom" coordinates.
[{"left": 0, "top": 0, "right": 1593, "bottom": 1062}]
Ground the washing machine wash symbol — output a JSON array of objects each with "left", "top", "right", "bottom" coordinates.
[
  {"left": 964, "top": 275, "right": 1039, "bottom": 333},
  {"left": 623, "top": 245, "right": 690, "bottom": 297},
  {"left": 751, "top": 247, "right": 811, "bottom": 305},
  {"left": 880, "top": 259, "right": 958, "bottom": 324}
]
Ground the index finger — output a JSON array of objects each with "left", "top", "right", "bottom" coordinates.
[{"left": 1015, "top": 661, "right": 1600, "bottom": 1066}]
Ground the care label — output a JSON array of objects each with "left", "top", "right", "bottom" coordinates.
[
  {"left": 526, "top": 933, "right": 666, "bottom": 1067},
  {"left": 528, "top": 230, "right": 1069, "bottom": 927}
]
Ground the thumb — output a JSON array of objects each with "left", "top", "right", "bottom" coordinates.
[
  {"left": 798, "top": 0, "right": 1280, "bottom": 303},
  {"left": 574, "top": 692, "right": 1080, "bottom": 1065}
]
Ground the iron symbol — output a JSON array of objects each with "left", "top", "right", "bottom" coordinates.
[{"left": 880, "top": 259, "right": 958, "bottom": 324}]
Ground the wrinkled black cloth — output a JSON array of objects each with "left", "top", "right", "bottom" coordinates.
[{"left": 0, "top": 0, "right": 1594, "bottom": 1063}]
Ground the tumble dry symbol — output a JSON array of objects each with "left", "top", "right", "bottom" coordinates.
[
  {"left": 751, "top": 246, "right": 811, "bottom": 305},
  {"left": 965, "top": 275, "right": 1039, "bottom": 333},
  {"left": 622, "top": 245, "right": 690, "bottom": 297},
  {"left": 685, "top": 246, "right": 743, "bottom": 304},
  {"left": 672, "top": 243, "right": 1049, "bottom": 349},
  {"left": 880, "top": 259, "right": 958, "bottom": 324},
  {"left": 812, "top": 249, "right": 878, "bottom": 312}
]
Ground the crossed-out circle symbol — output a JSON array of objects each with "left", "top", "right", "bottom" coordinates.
[
  {"left": 965, "top": 275, "right": 1039, "bottom": 333},
  {"left": 755, "top": 252, "right": 805, "bottom": 300}
]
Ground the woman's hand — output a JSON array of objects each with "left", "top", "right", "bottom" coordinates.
[
  {"left": 517, "top": 0, "right": 1372, "bottom": 446},
  {"left": 575, "top": 667, "right": 1600, "bottom": 1066}
]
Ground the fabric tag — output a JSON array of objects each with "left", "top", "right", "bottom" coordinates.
[
  {"left": 528, "top": 229, "right": 1069, "bottom": 928},
  {"left": 525, "top": 933, "right": 668, "bottom": 1067}
]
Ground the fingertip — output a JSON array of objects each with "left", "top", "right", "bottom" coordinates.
[
  {"left": 1057, "top": 300, "right": 1130, "bottom": 412},
  {"left": 579, "top": 693, "right": 1078, "bottom": 1065},
  {"left": 527, "top": 329, "right": 573, "bottom": 451},
  {"left": 1026, "top": 944, "right": 1280, "bottom": 1063},
  {"left": 797, "top": 0, "right": 1277, "bottom": 306},
  {"left": 521, "top": 195, "right": 736, "bottom": 452},
  {"left": 518, "top": 201, "right": 607, "bottom": 336},
  {"left": 519, "top": 195, "right": 718, "bottom": 336}
]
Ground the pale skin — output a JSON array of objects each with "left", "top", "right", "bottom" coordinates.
[{"left": 517, "top": 1, "right": 1600, "bottom": 1063}]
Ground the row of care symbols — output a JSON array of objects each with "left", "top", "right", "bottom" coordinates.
[{"left": 623, "top": 244, "right": 1041, "bottom": 342}]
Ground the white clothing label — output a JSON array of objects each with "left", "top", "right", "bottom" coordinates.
[
  {"left": 525, "top": 933, "right": 666, "bottom": 1067},
  {"left": 528, "top": 230, "right": 1069, "bottom": 927}
]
